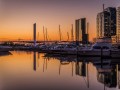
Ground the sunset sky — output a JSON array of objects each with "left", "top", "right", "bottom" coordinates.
[{"left": 0, "top": 0, "right": 120, "bottom": 41}]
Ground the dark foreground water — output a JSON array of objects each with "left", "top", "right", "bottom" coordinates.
[{"left": 0, "top": 51, "right": 119, "bottom": 90}]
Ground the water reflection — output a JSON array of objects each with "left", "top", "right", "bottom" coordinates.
[
  {"left": 43, "top": 53, "right": 120, "bottom": 90},
  {"left": 33, "top": 52, "right": 41, "bottom": 71},
  {"left": 1, "top": 51, "right": 120, "bottom": 90},
  {"left": 75, "top": 61, "right": 89, "bottom": 88},
  {"left": 76, "top": 62, "right": 86, "bottom": 77},
  {"left": 97, "top": 66, "right": 117, "bottom": 88},
  {"left": 43, "top": 56, "right": 48, "bottom": 72},
  {"left": 0, "top": 52, "right": 12, "bottom": 57},
  {"left": 118, "top": 65, "right": 120, "bottom": 89},
  {"left": 33, "top": 52, "right": 37, "bottom": 71}
]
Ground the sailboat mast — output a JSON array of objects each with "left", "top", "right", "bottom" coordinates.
[
  {"left": 59, "top": 25, "right": 62, "bottom": 41},
  {"left": 67, "top": 32, "right": 69, "bottom": 41},
  {"left": 46, "top": 28, "right": 48, "bottom": 41},
  {"left": 43, "top": 26, "right": 45, "bottom": 43},
  {"left": 71, "top": 24, "right": 74, "bottom": 41}
]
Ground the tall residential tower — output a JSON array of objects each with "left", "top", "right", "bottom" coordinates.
[
  {"left": 75, "top": 18, "right": 89, "bottom": 45},
  {"left": 117, "top": 7, "right": 120, "bottom": 42},
  {"left": 97, "top": 7, "right": 116, "bottom": 38}
]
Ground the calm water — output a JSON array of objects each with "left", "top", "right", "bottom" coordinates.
[{"left": 0, "top": 51, "right": 119, "bottom": 90}]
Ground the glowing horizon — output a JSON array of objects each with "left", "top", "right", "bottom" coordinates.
[{"left": 0, "top": 0, "right": 120, "bottom": 41}]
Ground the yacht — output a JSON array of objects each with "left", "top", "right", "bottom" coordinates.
[
  {"left": 0, "top": 45, "right": 12, "bottom": 52},
  {"left": 91, "top": 38, "right": 112, "bottom": 50},
  {"left": 91, "top": 42, "right": 112, "bottom": 51}
]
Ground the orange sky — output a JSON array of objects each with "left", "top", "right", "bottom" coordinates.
[{"left": 0, "top": 0, "right": 120, "bottom": 41}]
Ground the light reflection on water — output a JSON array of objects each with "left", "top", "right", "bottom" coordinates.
[{"left": 0, "top": 51, "right": 119, "bottom": 90}]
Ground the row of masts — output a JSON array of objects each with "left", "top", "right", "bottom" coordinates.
[
  {"left": 59, "top": 24, "right": 74, "bottom": 42},
  {"left": 43, "top": 26, "right": 48, "bottom": 42},
  {"left": 39, "top": 24, "right": 75, "bottom": 42},
  {"left": 35, "top": 23, "right": 89, "bottom": 42}
]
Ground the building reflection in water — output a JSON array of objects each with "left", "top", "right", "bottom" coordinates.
[
  {"left": 33, "top": 52, "right": 41, "bottom": 71},
  {"left": 43, "top": 54, "right": 91, "bottom": 87},
  {"left": 33, "top": 53, "right": 120, "bottom": 89},
  {"left": 76, "top": 61, "right": 86, "bottom": 77},
  {"left": 75, "top": 60, "right": 89, "bottom": 88},
  {"left": 94, "top": 60, "right": 117, "bottom": 90},
  {"left": 117, "top": 64, "right": 120, "bottom": 89},
  {"left": 33, "top": 52, "right": 37, "bottom": 71},
  {"left": 56, "top": 55, "right": 90, "bottom": 88},
  {"left": 97, "top": 66, "right": 117, "bottom": 88},
  {"left": 33, "top": 52, "right": 49, "bottom": 72}
]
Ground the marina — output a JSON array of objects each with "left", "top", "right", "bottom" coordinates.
[
  {"left": 0, "top": 0, "right": 120, "bottom": 90},
  {"left": 0, "top": 40, "right": 120, "bottom": 58}
]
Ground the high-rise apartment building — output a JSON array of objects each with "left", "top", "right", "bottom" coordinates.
[
  {"left": 75, "top": 18, "right": 89, "bottom": 44},
  {"left": 97, "top": 7, "right": 116, "bottom": 38},
  {"left": 117, "top": 7, "right": 120, "bottom": 42}
]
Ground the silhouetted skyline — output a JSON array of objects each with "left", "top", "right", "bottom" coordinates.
[{"left": 0, "top": 0, "right": 120, "bottom": 41}]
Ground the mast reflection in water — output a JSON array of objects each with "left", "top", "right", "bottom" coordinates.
[{"left": 0, "top": 51, "right": 120, "bottom": 90}]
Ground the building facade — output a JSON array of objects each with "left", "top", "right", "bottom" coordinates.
[
  {"left": 97, "top": 7, "right": 116, "bottom": 38},
  {"left": 75, "top": 18, "right": 89, "bottom": 44},
  {"left": 117, "top": 7, "right": 120, "bottom": 42}
]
